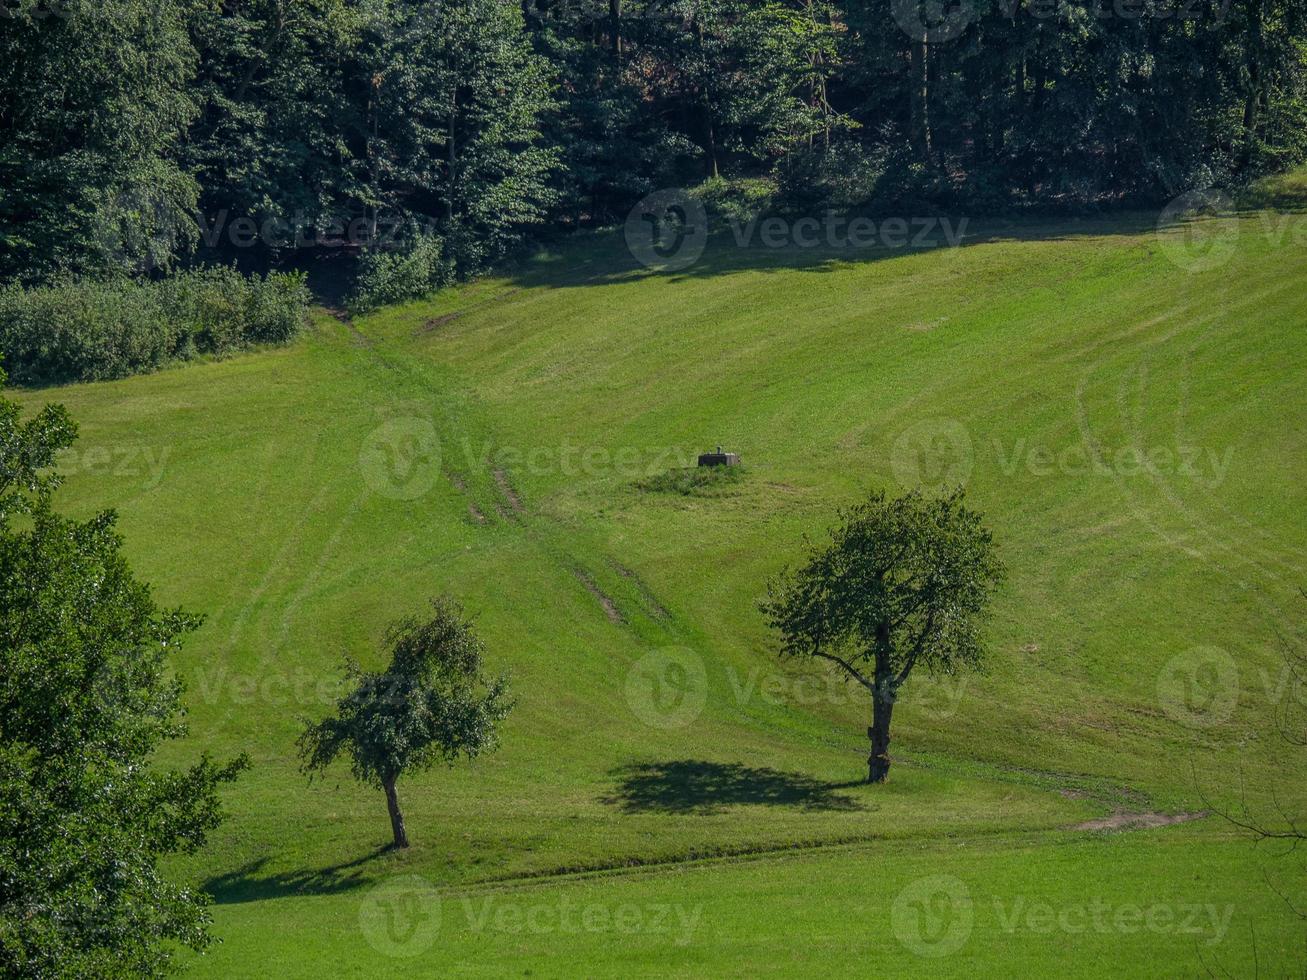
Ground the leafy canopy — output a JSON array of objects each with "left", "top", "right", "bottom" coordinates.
[
  {"left": 298, "top": 597, "right": 512, "bottom": 788},
  {"left": 0, "top": 371, "right": 247, "bottom": 978},
  {"left": 761, "top": 488, "right": 1006, "bottom": 694}
]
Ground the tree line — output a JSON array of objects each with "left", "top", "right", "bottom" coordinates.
[{"left": 2, "top": 0, "right": 1304, "bottom": 289}]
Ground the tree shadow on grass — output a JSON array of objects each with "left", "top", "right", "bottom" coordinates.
[
  {"left": 202, "top": 845, "right": 391, "bottom": 905},
  {"left": 505, "top": 212, "right": 1174, "bottom": 295},
  {"left": 602, "top": 760, "right": 863, "bottom": 815}
]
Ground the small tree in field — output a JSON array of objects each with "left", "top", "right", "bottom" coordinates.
[
  {"left": 298, "top": 598, "right": 511, "bottom": 848},
  {"left": 761, "top": 488, "right": 1005, "bottom": 783}
]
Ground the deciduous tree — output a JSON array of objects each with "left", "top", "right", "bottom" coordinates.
[
  {"left": 0, "top": 372, "right": 247, "bottom": 977},
  {"left": 762, "top": 489, "right": 1004, "bottom": 783},
  {"left": 298, "top": 598, "right": 512, "bottom": 849}
]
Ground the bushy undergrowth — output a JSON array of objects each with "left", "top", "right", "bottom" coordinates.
[
  {"left": 348, "top": 234, "right": 453, "bottom": 315},
  {"left": 692, "top": 176, "right": 778, "bottom": 224},
  {"left": 635, "top": 464, "right": 746, "bottom": 496},
  {"left": 0, "top": 267, "right": 308, "bottom": 385}
]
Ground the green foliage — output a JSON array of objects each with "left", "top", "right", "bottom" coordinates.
[
  {"left": 762, "top": 488, "right": 1005, "bottom": 779},
  {"left": 187, "top": 0, "right": 558, "bottom": 277},
  {"left": 4, "top": 0, "right": 1306, "bottom": 303},
  {"left": 184, "top": 0, "right": 361, "bottom": 245},
  {"left": 0, "top": 376, "right": 247, "bottom": 977},
  {"left": 0, "top": 268, "right": 308, "bottom": 385},
  {"left": 528, "top": 0, "right": 1307, "bottom": 212},
  {"left": 366, "top": 0, "right": 559, "bottom": 272},
  {"left": 0, "top": 0, "right": 198, "bottom": 283},
  {"left": 772, "top": 139, "right": 894, "bottom": 213},
  {"left": 762, "top": 488, "right": 1006, "bottom": 688},
  {"left": 347, "top": 234, "right": 453, "bottom": 315},
  {"left": 692, "top": 177, "right": 777, "bottom": 225},
  {"left": 844, "top": 0, "right": 1307, "bottom": 206},
  {"left": 300, "top": 597, "right": 512, "bottom": 789},
  {"left": 299, "top": 597, "right": 512, "bottom": 846},
  {"left": 528, "top": 0, "right": 847, "bottom": 222},
  {"left": 3, "top": 0, "right": 559, "bottom": 290},
  {"left": 4, "top": 0, "right": 1307, "bottom": 297}
]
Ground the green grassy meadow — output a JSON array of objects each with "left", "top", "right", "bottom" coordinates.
[{"left": 17, "top": 186, "right": 1307, "bottom": 975}]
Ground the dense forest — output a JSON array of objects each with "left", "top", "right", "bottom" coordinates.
[{"left": 2, "top": 0, "right": 1305, "bottom": 293}]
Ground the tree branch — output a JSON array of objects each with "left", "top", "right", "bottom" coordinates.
[
  {"left": 894, "top": 608, "right": 937, "bottom": 687},
  {"left": 810, "top": 650, "right": 875, "bottom": 693}
]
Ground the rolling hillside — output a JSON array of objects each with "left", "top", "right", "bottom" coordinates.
[{"left": 19, "top": 186, "right": 1307, "bottom": 976}]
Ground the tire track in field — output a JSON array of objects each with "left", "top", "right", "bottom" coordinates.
[
  {"left": 1119, "top": 279, "right": 1304, "bottom": 579},
  {"left": 327, "top": 307, "right": 681, "bottom": 638},
  {"left": 1165, "top": 301, "right": 1307, "bottom": 567},
  {"left": 228, "top": 480, "right": 333, "bottom": 657},
  {"left": 1075, "top": 282, "right": 1292, "bottom": 526},
  {"left": 275, "top": 487, "right": 369, "bottom": 655},
  {"left": 1073, "top": 278, "right": 1304, "bottom": 608},
  {"left": 1115, "top": 355, "right": 1301, "bottom": 583}
]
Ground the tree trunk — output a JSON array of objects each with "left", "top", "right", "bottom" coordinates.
[
  {"left": 1241, "top": 70, "right": 1262, "bottom": 167},
  {"left": 1240, "top": 0, "right": 1264, "bottom": 168},
  {"left": 908, "top": 31, "right": 933, "bottom": 167},
  {"left": 867, "top": 686, "right": 895, "bottom": 783},
  {"left": 383, "top": 774, "right": 410, "bottom": 849},
  {"left": 868, "top": 624, "right": 895, "bottom": 783},
  {"left": 446, "top": 91, "right": 457, "bottom": 224},
  {"left": 610, "top": 0, "right": 622, "bottom": 61},
  {"left": 1242, "top": 86, "right": 1259, "bottom": 135},
  {"left": 705, "top": 108, "right": 720, "bottom": 178},
  {"left": 694, "top": 20, "right": 720, "bottom": 179},
  {"left": 368, "top": 73, "right": 382, "bottom": 244}
]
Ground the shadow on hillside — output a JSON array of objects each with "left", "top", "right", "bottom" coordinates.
[
  {"left": 502, "top": 171, "right": 1307, "bottom": 296},
  {"left": 503, "top": 211, "right": 1181, "bottom": 295},
  {"left": 202, "top": 846, "right": 390, "bottom": 905},
  {"left": 1238, "top": 191, "right": 1307, "bottom": 213},
  {"left": 602, "top": 760, "right": 862, "bottom": 815}
]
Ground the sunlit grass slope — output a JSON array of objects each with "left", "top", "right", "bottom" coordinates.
[{"left": 18, "top": 183, "right": 1307, "bottom": 975}]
